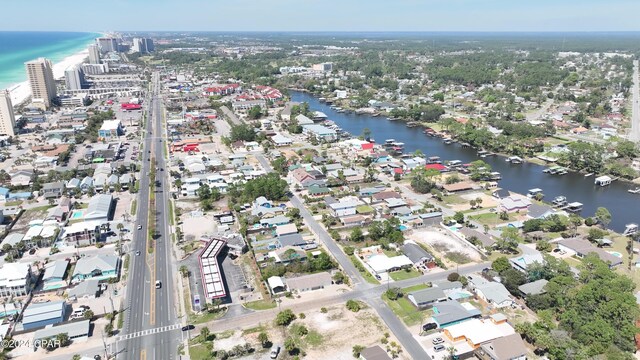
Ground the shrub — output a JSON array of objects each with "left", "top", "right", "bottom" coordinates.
[{"left": 346, "top": 300, "right": 363, "bottom": 312}]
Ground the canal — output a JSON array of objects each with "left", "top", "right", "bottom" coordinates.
[{"left": 292, "top": 91, "right": 639, "bottom": 232}]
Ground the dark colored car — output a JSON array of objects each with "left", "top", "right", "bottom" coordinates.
[
  {"left": 181, "top": 325, "right": 195, "bottom": 331},
  {"left": 422, "top": 322, "right": 437, "bottom": 331}
]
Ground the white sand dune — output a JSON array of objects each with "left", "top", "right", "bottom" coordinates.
[{"left": 8, "top": 48, "right": 89, "bottom": 106}]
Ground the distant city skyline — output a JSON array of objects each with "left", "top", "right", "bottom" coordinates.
[{"left": 1, "top": 0, "right": 639, "bottom": 32}]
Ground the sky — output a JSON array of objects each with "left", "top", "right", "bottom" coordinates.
[{"left": 2, "top": 0, "right": 640, "bottom": 32}]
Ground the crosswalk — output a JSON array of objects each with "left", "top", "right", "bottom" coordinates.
[{"left": 118, "top": 324, "right": 181, "bottom": 341}]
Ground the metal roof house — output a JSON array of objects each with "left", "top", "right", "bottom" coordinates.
[
  {"left": 71, "top": 255, "right": 120, "bottom": 284},
  {"left": 408, "top": 287, "right": 447, "bottom": 308},
  {"left": 33, "top": 319, "right": 90, "bottom": 348},
  {"left": 42, "top": 260, "right": 69, "bottom": 290},
  {"left": 21, "top": 300, "right": 67, "bottom": 331},
  {"left": 83, "top": 194, "right": 113, "bottom": 222}
]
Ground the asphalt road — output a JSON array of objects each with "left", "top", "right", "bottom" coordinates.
[
  {"left": 254, "top": 153, "right": 433, "bottom": 360},
  {"left": 119, "top": 72, "right": 179, "bottom": 360}
]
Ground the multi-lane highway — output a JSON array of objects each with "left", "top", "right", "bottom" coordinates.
[
  {"left": 119, "top": 72, "right": 179, "bottom": 360},
  {"left": 630, "top": 60, "right": 640, "bottom": 142}
]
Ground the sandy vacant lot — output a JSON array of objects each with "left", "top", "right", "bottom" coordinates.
[{"left": 408, "top": 228, "right": 483, "bottom": 265}]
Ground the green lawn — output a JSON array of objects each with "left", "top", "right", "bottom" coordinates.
[
  {"left": 356, "top": 205, "right": 375, "bottom": 214},
  {"left": 188, "top": 343, "right": 213, "bottom": 360},
  {"left": 349, "top": 255, "right": 380, "bottom": 285},
  {"left": 381, "top": 294, "right": 426, "bottom": 326},
  {"left": 244, "top": 299, "right": 277, "bottom": 311},
  {"left": 187, "top": 309, "right": 227, "bottom": 324},
  {"left": 389, "top": 268, "right": 421, "bottom": 281},
  {"left": 130, "top": 200, "right": 137, "bottom": 216},
  {"left": 469, "top": 212, "right": 516, "bottom": 225}
]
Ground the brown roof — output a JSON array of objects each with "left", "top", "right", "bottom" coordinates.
[
  {"left": 442, "top": 182, "right": 474, "bottom": 192},
  {"left": 479, "top": 333, "right": 527, "bottom": 360},
  {"left": 360, "top": 345, "right": 392, "bottom": 360},
  {"left": 372, "top": 191, "right": 402, "bottom": 201}
]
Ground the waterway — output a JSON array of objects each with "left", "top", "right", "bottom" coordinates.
[{"left": 291, "top": 91, "right": 639, "bottom": 232}]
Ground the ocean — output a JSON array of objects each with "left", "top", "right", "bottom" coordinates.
[{"left": 0, "top": 31, "right": 100, "bottom": 90}]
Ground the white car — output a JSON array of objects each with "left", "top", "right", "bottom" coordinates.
[
  {"left": 432, "top": 337, "right": 444, "bottom": 345},
  {"left": 137, "top": 225, "right": 142, "bottom": 230}
]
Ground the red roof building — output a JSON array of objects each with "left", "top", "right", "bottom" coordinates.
[
  {"left": 361, "top": 142, "right": 374, "bottom": 150},
  {"left": 425, "top": 164, "right": 446, "bottom": 171}
]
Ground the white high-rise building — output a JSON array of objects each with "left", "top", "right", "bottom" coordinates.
[
  {"left": 88, "top": 44, "right": 101, "bottom": 64},
  {"left": 132, "top": 38, "right": 154, "bottom": 53},
  {"left": 25, "top": 58, "right": 56, "bottom": 108},
  {"left": 0, "top": 90, "right": 16, "bottom": 136},
  {"left": 96, "top": 37, "right": 118, "bottom": 53},
  {"left": 65, "top": 65, "right": 85, "bottom": 90}
]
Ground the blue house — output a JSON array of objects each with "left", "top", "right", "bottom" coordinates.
[
  {"left": 71, "top": 255, "right": 119, "bottom": 283},
  {"left": 22, "top": 301, "right": 67, "bottom": 330}
]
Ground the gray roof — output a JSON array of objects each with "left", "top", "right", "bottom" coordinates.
[
  {"left": 260, "top": 215, "right": 290, "bottom": 226},
  {"left": 431, "top": 300, "right": 479, "bottom": 326},
  {"left": 84, "top": 194, "right": 112, "bottom": 220},
  {"left": 528, "top": 203, "right": 554, "bottom": 219},
  {"left": 476, "top": 281, "right": 512, "bottom": 305},
  {"left": 277, "top": 234, "right": 306, "bottom": 247},
  {"left": 34, "top": 319, "right": 90, "bottom": 341},
  {"left": 359, "top": 345, "right": 392, "bottom": 360},
  {"left": 68, "top": 279, "right": 100, "bottom": 298},
  {"left": 402, "top": 243, "right": 433, "bottom": 264},
  {"left": 22, "top": 301, "right": 65, "bottom": 325},
  {"left": 1, "top": 232, "right": 24, "bottom": 247},
  {"left": 73, "top": 255, "right": 119, "bottom": 276},
  {"left": 459, "top": 227, "right": 495, "bottom": 247},
  {"left": 434, "top": 281, "right": 463, "bottom": 291},
  {"left": 409, "top": 287, "right": 446, "bottom": 305},
  {"left": 518, "top": 279, "right": 549, "bottom": 296},
  {"left": 43, "top": 260, "right": 68, "bottom": 281},
  {"left": 43, "top": 181, "right": 64, "bottom": 190}
]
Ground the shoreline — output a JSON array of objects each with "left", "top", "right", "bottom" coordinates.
[{"left": 8, "top": 48, "right": 89, "bottom": 107}]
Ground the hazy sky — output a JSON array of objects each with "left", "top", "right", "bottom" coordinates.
[{"left": 2, "top": 0, "right": 639, "bottom": 32}]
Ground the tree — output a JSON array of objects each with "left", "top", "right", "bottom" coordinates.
[
  {"left": 615, "top": 140, "right": 637, "bottom": 158},
  {"left": 497, "top": 227, "right": 520, "bottom": 253},
  {"left": 349, "top": 227, "right": 365, "bottom": 242},
  {"left": 492, "top": 256, "right": 511, "bottom": 273},
  {"left": 352, "top": 345, "right": 365, "bottom": 358},
  {"left": 275, "top": 309, "right": 296, "bottom": 327},
  {"left": 179, "top": 265, "right": 189, "bottom": 278},
  {"left": 284, "top": 337, "right": 297, "bottom": 354},
  {"left": 56, "top": 332, "right": 70, "bottom": 347},
  {"left": 453, "top": 211, "right": 465, "bottom": 224},
  {"left": 332, "top": 271, "right": 346, "bottom": 284},
  {"left": 83, "top": 310, "right": 94, "bottom": 320},
  {"left": 385, "top": 287, "right": 403, "bottom": 300},
  {"left": 248, "top": 105, "right": 263, "bottom": 119},
  {"left": 447, "top": 272, "right": 460, "bottom": 282},
  {"left": 258, "top": 332, "right": 270, "bottom": 348},
  {"left": 229, "top": 123, "right": 256, "bottom": 142},
  {"left": 594, "top": 207, "right": 612, "bottom": 228},
  {"left": 346, "top": 299, "right": 362, "bottom": 312},
  {"left": 363, "top": 128, "right": 372, "bottom": 140},
  {"left": 200, "top": 327, "right": 210, "bottom": 342}
]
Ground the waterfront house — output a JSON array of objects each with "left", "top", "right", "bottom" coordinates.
[
  {"left": 557, "top": 238, "right": 622, "bottom": 268},
  {"left": 499, "top": 196, "right": 531, "bottom": 213},
  {"left": 527, "top": 204, "right": 555, "bottom": 219}
]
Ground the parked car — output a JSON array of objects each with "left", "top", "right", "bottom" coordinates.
[
  {"left": 270, "top": 346, "right": 281, "bottom": 359},
  {"left": 434, "top": 344, "right": 445, "bottom": 352},
  {"left": 432, "top": 337, "right": 444, "bottom": 345},
  {"left": 181, "top": 325, "right": 195, "bottom": 331}
]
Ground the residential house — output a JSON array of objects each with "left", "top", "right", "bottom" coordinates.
[
  {"left": 499, "top": 196, "right": 532, "bottom": 213},
  {"left": 492, "top": 189, "right": 510, "bottom": 199},
  {"left": 430, "top": 300, "right": 482, "bottom": 328},
  {"left": 275, "top": 223, "right": 298, "bottom": 237},
  {"left": 60, "top": 220, "right": 103, "bottom": 246},
  {"left": 271, "top": 246, "right": 307, "bottom": 264},
  {"left": 443, "top": 318, "right": 516, "bottom": 350},
  {"left": 509, "top": 253, "right": 544, "bottom": 273},
  {"left": 0, "top": 262, "right": 34, "bottom": 297},
  {"left": 68, "top": 279, "right": 101, "bottom": 299},
  {"left": 401, "top": 242, "right": 435, "bottom": 268},
  {"left": 475, "top": 333, "right": 527, "bottom": 360},
  {"left": 468, "top": 275, "right": 514, "bottom": 308},
  {"left": 408, "top": 287, "right": 447, "bottom": 308},
  {"left": 286, "top": 272, "right": 332, "bottom": 293},
  {"left": 84, "top": 194, "right": 113, "bottom": 221},
  {"left": 42, "top": 260, "right": 69, "bottom": 290},
  {"left": 557, "top": 238, "right": 623, "bottom": 268},
  {"left": 10, "top": 170, "right": 33, "bottom": 187},
  {"left": 259, "top": 215, "right": 290, "bottom": 228},
  {"left": 328, "top": 197, "right": 362, "bottom": 217},
  {"left": 518, "top": 279, "right": 549, "bottom": 297},
  {"left": 22, "top": 301, "right": 67, "bottom": 330},
  {"left": 42, "top": 181, "right": 65, "bottom": 199},
  {"left": 71, "top": 255, "right": 120, "bottom": 283},
  {"left": 359, "top": 345, "right": 392, "bottom": 360},
  {"left": 459, "top": 227, "right": 496, "bottom": 249},
  {"left": 267, "top": 276, "right": 287, "bottom": 294},
  {"left": 527, "top": 204, "right": 555, "bottom": 219}
]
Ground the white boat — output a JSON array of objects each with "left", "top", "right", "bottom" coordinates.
[
  {"left": 506, "top": 156, "right": 523, "bottom": 164},
  {"left": 629, "top": 188, "right": 640, "bottom": 194},
  {"left": 552, "top": 196, "right": 567, "bottom": 207},
  {"left": 527, "top": 188, "right": 544, "bottom": 198},
  {"left": 584, "top": 173, "right": 593, "bottom": 177}
]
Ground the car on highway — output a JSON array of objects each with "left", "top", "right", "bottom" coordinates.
[
  {"left": 135, "top": 251, "right": 140, "bottom": 256},
  {"left": 181, "top": 325, "right": 195, "bottom": 331},
  {"left": 155, "top": 280, "right": 162, "bottom": 289},
  {"left": 137, "top": 224, "right": 142, "bottom": 230}
]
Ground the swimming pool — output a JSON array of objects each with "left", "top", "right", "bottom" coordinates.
[
  {"left": 70, "top": 210, "right": 84, "bottom": 219},
  {"left": 399, "top": 225, "right": 408, "bottom": 231},
  {"left": 608, "top": 251, "right": 623, "bottom": 258}
]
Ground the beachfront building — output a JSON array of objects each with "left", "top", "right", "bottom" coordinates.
[
  {"left": 25, "top": 57, "right": 56, "bottom": 108},
  {"left": 98, "top": 120, "right": 123, "bottom": 140},
  {"left": 64, "top": 65, "right": 85, "bottom": 90},
  {"left": 96, "top": 37, "right": 118, "bottom": 53},
  {"left": 88, "top": 44, "right": 101, "bottom": 64},
  {"left": 0, "top": 90, "right": 16, "bottom": 136},
  {"left": 132, "top": 38, "right": 154, "bottom": 53}
]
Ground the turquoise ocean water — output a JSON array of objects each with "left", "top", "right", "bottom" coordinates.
[{"left": 0, "top": 31, "right": 100, "bottom": 90}]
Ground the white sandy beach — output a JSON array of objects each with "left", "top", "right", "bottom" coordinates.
[{"left": 7, "top": 48, "right": 89, "bottom": 106}]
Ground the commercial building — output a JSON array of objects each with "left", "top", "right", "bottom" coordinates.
[
  {"left": 33, "top": 319, "right": 90, "bottom": 347},
  {"left": 88, "top": 44, "right": 100, "bottom": 64},
  {"left": 25, "top": 58, "right": 56, "bottom": 108},
  {"left": 98, "top": 120, "right": 123, "bottom": 139},
  {"left": 21, "top": 301, "right": 67, "bottom": 331},
  {"left": 64, "top": 65, "right": 85, "bottom": 90},
  {"left": 199, "top": 237, "right": 227, "bottom": 299},
  {"left": 285, "top": 272, "right": 332, "bottom": 293},
  {"left": 84, "top": 194, "right": 114, "bottom": 222},
  {"left": 0, "top": 263, "right": 34, "bottom": 297},
  {"left": 0, "top": 90, "right": 16, "bottom": 136},
  {"left": 81, "top": 63, "right": 109, "bottom": 75}
]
